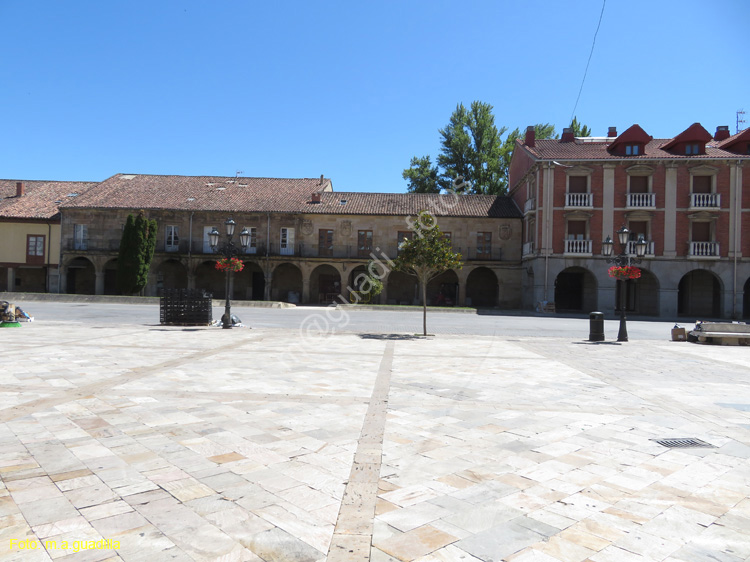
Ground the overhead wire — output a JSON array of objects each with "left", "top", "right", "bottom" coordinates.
[{"left": 569, "top": 0, "right": 606, "bottom": 127}]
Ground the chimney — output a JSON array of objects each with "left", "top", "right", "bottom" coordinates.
[
  {"left": 311, "top": 192, "right": 321, "bottom": 203},
  {"left": 714, "top": 125, "right": 730, "bottom": 141},
  {"left": 16, "top": 181, "right": 24, "bottom": 197},
  {"left": 524, "top": 126, "right": 535, "bottom": 147},
  {"left": 319, "top": 174, "right": 324, "bottom": 185},
  {"left": 608, "top": 126, "right": 618, "bottom": 138},
  {"left": 560, "top": 127, "right": 574, "bottom": 142}
]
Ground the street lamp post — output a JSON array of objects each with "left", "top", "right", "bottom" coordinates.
[
  {"left": 209, "top": 218, "right": 251, "bottom": 329},
  {"left": 602, "top": 226, "right": 647, "bottom": 342}
]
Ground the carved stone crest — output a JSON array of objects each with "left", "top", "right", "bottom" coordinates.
[
  {"left": 340, "top": 220, "right": 352, "bottom": 237},
  {"left": 499, "top": 224, "right": 512, "bottom": 241},
  {"left": 301, "top": 220, "right": 313, "bottom": 236}
]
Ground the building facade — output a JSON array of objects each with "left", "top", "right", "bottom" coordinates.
[
  {"left": 0, "top": 180, "right": 96, "bottom": 293},
  {"left": 58, "top": 174, "right": 524, "bottom": 307},
  {"left": 509, "top": 123, "right": 750, "bottom": 319}
]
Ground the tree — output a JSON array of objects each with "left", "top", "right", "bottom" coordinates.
[
  {"left": 393, "top": 211, "right": 463, "bottom": 336},
  {"left": 117, "top": 211, "right": 158, "bottom": 295},
  {"left": 570, "top": 116, "right": 592, "bottom": 137},
  {"left": 403, "top": 155, "right": 440, "bottom": 193}
]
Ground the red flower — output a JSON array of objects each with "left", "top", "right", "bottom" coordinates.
[
  {"left": 608, "top": 266, "right": 641, "bottom": 280},
  {"left": 215, "top": 258, "right": 244, "bottom": 272}
]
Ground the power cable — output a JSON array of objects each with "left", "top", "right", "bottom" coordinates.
[{"left": 569, "top": 0, "right": 606, "bottom": 127}]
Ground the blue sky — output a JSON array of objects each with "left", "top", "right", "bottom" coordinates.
[{"left": 1, "top": 1, "right": 747, "bottom": 193}]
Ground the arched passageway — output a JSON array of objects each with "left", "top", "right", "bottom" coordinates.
[
  {"left": 427, "top": 270, "right": 459, "bottom": 306},
  {"left": 66, "top": 257, "right": 95, "bottom": 295},
  {"left": 310, "top": 264, "right": 341, "bottom": 304},
  {"left": 195, "top": 260, "right": 226, "bottom": 298},
  {"left": 157, "top": 259, "right": 188, "bottom": 293},
  {"left": 616, "top": 268, "right": 659, "bottom": 315},
  {"left": 678, "top": 269, "right": 721, "bottom": 318},
  {"left": 554, "top": 267, "right": 596, "bottom": 312},
  {"left": 272, "top": 263, "right": 303, "bottom": 303},
  {"left": 386, "top": 271, "right": 418, "bottom": 305},
  {"left": 233, "top": 261, "right": 264, "bottom": 300},
  {"left": 103, "top": 259, "right": 119, "bottom": 295},
  {"left": 466, "top": 267, "right": 498, "bottom": 307}
]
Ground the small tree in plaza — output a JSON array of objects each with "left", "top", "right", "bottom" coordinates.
[
  {"left": 117, "top": 211, "right": 158, "bottom": 295},
  {"left": 393, "top": 211, "right": 462, "bottom": 336}
]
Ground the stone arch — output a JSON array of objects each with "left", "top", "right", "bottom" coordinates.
[
  {"left": 744, "top": 277, "right": 750, "bottom": 320},
  {"left": 555, "top": 266, "right": 597, "bottom": 312},
  {"left": 195, "top": 260, "right": 226, "bottom": 298},
  {"left": 348, "top": 265, "right": 370, "bottom": 304},
  {"left": 386, "top": 271, "right": 419, "bottom": 306},
  {"left": 631, "top": 268, "right": 659, "bottom": 316},
  {"left": 65, "top": 257, "right": 96, "bottom": 295},
  {"left": 427, "top": 270, "right": 459, "bottom": 306},
  {"left": 103, "top": 258, "right": 119, "bottom": 295},
  {"left": 678, "top": 269, "right": 722, "bottom": 318},
  {"left": 272, "top": 263, "right": 303, "bottom": 303},
  {"left": 156, "top": 259, "right": 188, "bottom": 293},
  {"left": 310, "top": 264, "right": 342, "bottom": 304},
  {"left": 232, "top": 261, "right": 265, "bottom": 301},
  {"left": 466, "top": 267, "right": 499, "bottom": 307}
]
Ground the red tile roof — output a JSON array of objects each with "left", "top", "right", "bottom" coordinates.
[
  {"left": 306, "top": 192, "right": 520, "bottom": 218},
  {"left": 61, "top": 174, "right": 520, "bottom": 218},
  {"left": 0, "top": 179, "right": 98, "bottom": 220},
  {"left": 661, "top": 122, "right": 712, "bottom": 151},
  {"left": 714, "top": 128, "right": 750, "bottom": 150}
]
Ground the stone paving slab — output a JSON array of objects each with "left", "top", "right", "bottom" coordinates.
[{"left": 1, "top": 321, "right": 749, "bottom": 562}]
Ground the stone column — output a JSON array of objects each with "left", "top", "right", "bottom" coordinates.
[
  {"left": 264, "top": 272, "right": 272, "bottom": 301},
  {"left": 302, "top": 276, "right": 311, "bottom": 304},
  {"left": 187, "top": 273, "right": 196, "bottom": 290},
  {"left": 663, "top": 164, "right": 678, "bottom": 258},
  {"left": 659, "top": 288, "right": 679, "bottom": 318},
  {"left": 95, "top": 271, "right": 105, "bottom": 295},
  {"left": 6, "top": 267, "right": 15, "bottom": 293}
]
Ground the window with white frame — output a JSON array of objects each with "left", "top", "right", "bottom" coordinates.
[
  {"left": 165, "top": 225, "right": 179, "bottom": 252},
  {"left": 246, "top": 227, "right": 257, "bottom": 254},
  {"left": 74, "top": 224, "right": 88, "bottom": 250},
  {"left": 280, "top": 227, "right": 295, "bottom": 255}
]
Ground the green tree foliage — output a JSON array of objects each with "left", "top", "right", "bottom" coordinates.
[
  {"left": 570, "top": 116, "right": 592, "bottom": 137},
  {"left": 393, "top": 211, "right": 463, "bottom": 335},
  {"left": 403, "top": 155, "right": 440, "bottom": 193},
  {"left": 117, "top": 211, "right": 158, "bottom": 295}
]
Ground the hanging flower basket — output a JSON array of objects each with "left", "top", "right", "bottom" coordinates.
[
  {"left": 215, "top": 257, "right": 244, "bottom": 272},
  {"left": 608, "top": 265, "right": 641, "bottom": 280}
]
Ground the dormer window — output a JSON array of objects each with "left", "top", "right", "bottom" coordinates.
[
  {"left": 625, "top": 144, "right": 640, "bottom": 156},
  {"left": 685, "top": 143, "right": 702, "bottom": 155}
]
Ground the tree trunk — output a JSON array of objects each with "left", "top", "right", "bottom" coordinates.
[{"left": 421, "top": 278, "right": 427, "bottom": 336}]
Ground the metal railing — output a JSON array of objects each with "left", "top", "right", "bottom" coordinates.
[
  {"left": 690, "top": 193, "right": 720, "bottom": 208},
  {"left": 689, "top": 241, "right": 719, "bottom": 257},
  {"left": 627, "top": 193, "right": 655, "bottom": 208},
  {"left": 626, "top": 240, "right": 654, "bottom": 255},
  {"left": 564, "top": 239, "right": 592, "bottom": 254},
  {"left": 565, "top": 192, "right": 593, "bottom": 207}
]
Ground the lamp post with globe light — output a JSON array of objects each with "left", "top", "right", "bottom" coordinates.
[
  {"left": 209, "top": 218, "right": 251, "bottom": 329},
  {"left": 602, "top": 226, "right": 648, "bottom": 342}
]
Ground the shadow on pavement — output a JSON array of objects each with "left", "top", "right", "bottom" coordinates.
[{"left": 359, "top": 333, "right": 424, "bottom": 340}]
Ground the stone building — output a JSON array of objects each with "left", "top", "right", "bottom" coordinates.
[
  {"left": 0, "top": 179, "right": 96, "bottom": 293},
  {"left": 509, "top": 123, "right": 750, "bottom": 319},
  {"left": 59, "top": 174, "right": 523, "bottom": 307}
]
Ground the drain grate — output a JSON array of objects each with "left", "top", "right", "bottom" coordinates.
[{"left": 651, "top": 438, "right": 715, "bottom": 449}]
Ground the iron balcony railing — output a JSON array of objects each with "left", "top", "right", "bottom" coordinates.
[{"left": 626, "top": 240, "right": 654, "bottom": 255}]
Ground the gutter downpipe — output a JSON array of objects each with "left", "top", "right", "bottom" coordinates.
[
  {"left": 188, "top": 212, "right": 194, "bottom": 259},
  {"left": 266, "top": 212, "right": 271, "bottom": 301},
  {"left": 47, "top": 219, "right": 52, "bottom": 293},
  {"left": 733, "top": 160, "right": 741, "bottom": 318}
]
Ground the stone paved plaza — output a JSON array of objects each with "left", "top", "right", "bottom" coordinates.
[{"left": 1, "top": 316, "right": 749, "bottom": 562}]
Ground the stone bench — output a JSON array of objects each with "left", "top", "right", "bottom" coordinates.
[{"left": 688, "top": 322, "right": 750, "bottom": 346}]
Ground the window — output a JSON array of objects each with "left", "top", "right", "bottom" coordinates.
[
  {"left": 568, "top": 176, "right": 587, "bottom": 193},
  {"left": 692, "top": 175, "right": 711, "bottom": 193},
  {"left": 280, "top": 227, "right": 295, "bottom": 255},
  {"left": 247, "top": 227, "right": 257, "bottom": 254},
  {"left": 358, "top": 230, "right": 373, "bottom": 258},
  {"left": 476, "top": 232, "right": 492, "bottom": 259},
  {"left": 566, "top": 221, "right": 587, "bottom": 240},
  {"left": 165, "top": 225, "right": 179, "bottom": 252},
  {"left": 318, "top": 229, "right": 334, "bottom": 257},
  {"left": 691, "top": 222, "right": 711, "bottom": 242},
  {"left": 74, "top": 224, "right": 88, "bottom": 250},
  {"left": 27, "top": 235, "right": 45, "bottom": 265},
  {"left": 629, "top": 176, "right": 648, "bottom": 194},
  {"left": 685, "top": 143, "right": 701, "bottom": 155},
  {"left": 625, "top": 144, "right": 640, "bottom": 155},
  {"left": 628, "top": 221, "right": 648, "bottom": 241},
  {"left": 397, "top": 231, "right": 411, "bottom": 254}
]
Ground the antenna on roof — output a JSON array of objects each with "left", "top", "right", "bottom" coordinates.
[
  {"left": 737, "top": 110, "right": 746, "bottom": 134},
  {"left": 236, "top": 170, "right": 243, "bottom": 178}
]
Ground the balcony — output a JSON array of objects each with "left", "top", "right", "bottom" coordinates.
[
  {"left": 524, "top": 198, "right": 536, "bottom": 213},
  {"left": 689, "top": 241, "right": 720, "bottom": 258},
  {"left": 564, "top": 239, "right": 592, "bottom": 255},
  {"left": 565, "top": 193, "right": 593, "bottom": 208},
  {"left": 627, "top": 193, "right": 656, "bottom": 209},
  {"left": 690, "top": 193, "right": 721, "bottom": 209},
  {"left": 626, "top": 240, "right": 654, "bottom": 256},
  {"left": 522, "top": 241, "right": 535, "bottom": 256}
]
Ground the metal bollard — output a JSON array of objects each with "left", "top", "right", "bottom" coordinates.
[{"left": 589, "top": 311, "right": 604, "bottom": 341}]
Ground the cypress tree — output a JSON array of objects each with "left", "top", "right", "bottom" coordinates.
[{"left": 117, "top": 211, "right": 158, "bottom": 295}]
